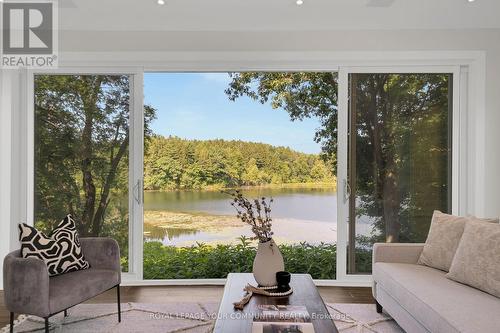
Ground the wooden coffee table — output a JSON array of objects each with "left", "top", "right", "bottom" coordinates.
[{"left": 213, "top": 273, "right": 338, "bottom": 333}]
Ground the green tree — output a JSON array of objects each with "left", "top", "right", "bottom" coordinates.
[
  {"left": 242, "top": 158, "right": 260, "bottom": 185},
  {"left": 225, "top": 72, "right": 339, "bottom": 170},
  {"left": 225, "top": 72, "right": 450, "bottom": 244},
  {"left": 143, "top": 137, "right": 336, "bottom": 190},
  {"left": 351, "top": 74, "right": 450, "bottom": 243},
  {"left": 35, "top": 75, "right": 156, "bottom": 241},
  {"left": 310, "top": 159, "right": 332, "bottom": 182}
]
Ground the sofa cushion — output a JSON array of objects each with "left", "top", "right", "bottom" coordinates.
[
  {"left": 374, "top": 262, "right": 500, "bottom": 333},
  {"left": 446, "top": 220, "right": 500, "bottom": 298},
  {"left": 49, "top": 268, "right": 120, "bottom": 314}
]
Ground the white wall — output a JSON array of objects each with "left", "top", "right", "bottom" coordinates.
[
  {"left": 0, "top": 69, "right": 27, "bottom": 289},
  {"left": 0, "top": 70, "right": 9, "bottom": 288},
  {"left": 0, "top": 70, "right": 13, "bottom": 288},
  {"left": 1, "top": 28, "right": 499, "bottom": 288}
]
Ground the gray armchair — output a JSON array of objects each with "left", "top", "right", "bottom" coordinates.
[{"left": 3, "top": 237, "right": 121, "bottom": 333}]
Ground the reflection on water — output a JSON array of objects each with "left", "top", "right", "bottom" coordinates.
[
  {"left": 144, "top": 223, "right": 224, "bottom": 246},
  {"left": 144, "top": 224, "right": 200, "bottom": 240}
]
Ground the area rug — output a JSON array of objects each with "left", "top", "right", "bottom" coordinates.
[
  {"left": 327, "top": 303, "right": 404, "bottom": 333},
  {"left": 2, "top": 302, "right": 404, "bottom": 333}
]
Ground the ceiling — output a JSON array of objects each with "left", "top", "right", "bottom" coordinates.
[{"left": 58, "top": 0, "right": 500, "bottom": 31}]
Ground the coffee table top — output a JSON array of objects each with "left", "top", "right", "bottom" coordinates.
[{"left": 213, "top": 273, "right": 338, "bottom": 333}]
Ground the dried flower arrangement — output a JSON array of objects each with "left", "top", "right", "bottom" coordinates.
[{"left": 227, "top": 190, "right": 274, "bottom": 243}]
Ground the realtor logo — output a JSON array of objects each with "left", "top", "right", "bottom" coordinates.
[{"left": 1, "top": 0, "right": 58, "bottom": 68}]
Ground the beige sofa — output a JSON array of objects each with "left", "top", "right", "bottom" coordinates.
[{"left": 372, "top": 243, "right": 500, "bottom": 333}]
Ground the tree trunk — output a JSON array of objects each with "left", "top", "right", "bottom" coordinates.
[
  {"left": 79, "top": 77, "right": 102, "bottom": 236},
  {"left": 80, "top": 105, "right": 96, "bottom": 236},
  {"left": 368, "top": 75, "right": 402, "bottom": 243},
  {"left": 91, "top": 133, "right": 129, "bottom": 236},
  {"left": 382, "top": 168, "right": 401, "bottom": 242}
]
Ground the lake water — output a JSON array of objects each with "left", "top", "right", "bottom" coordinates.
[
  {"left": 144, "top": 188, "right": 337, "bottom": 222},
  {"left": 143, "top": 188, "right": 368, "bottom": 246}
]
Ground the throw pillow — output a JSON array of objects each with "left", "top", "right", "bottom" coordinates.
[
  {"left": 418, "top": 211, "right": 498, "bottom": 272},
  {"left": 446, "top": 221, "right": 500, "bottom": 298},
  {"left": 417, "top": 211, "right": 470, "bottom": 271},
  {"left": 19, "top": 214, "right": 90, "bottom": 276}
]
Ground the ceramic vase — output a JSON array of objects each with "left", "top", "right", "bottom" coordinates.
[{"left": 252, "top": 239, "right": 285, "bottom": 287}]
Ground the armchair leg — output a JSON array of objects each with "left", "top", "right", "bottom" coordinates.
[
  {"left": 116, "top": 284, "right": 121, "bottom": 323},
  {"left": 376, "top": 300, "right": 383, "bottom": 313},
  {"left": 64, "top": 309, "right": 68, "bottom": 317},
  {"left": 10, "top": 312, "right": 14, "bottom": 333},
  {"left": 44, "top": 317, "right": 49, "bottom": 332}
]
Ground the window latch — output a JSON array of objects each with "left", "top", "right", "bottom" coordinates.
[
  {"left": 343, "top": 179, "right": 351, "bottom": 203},
  {"left": 133, "top": 179, "right": 143, "bottom": 205}
]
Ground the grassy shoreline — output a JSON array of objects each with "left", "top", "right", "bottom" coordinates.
[{"left": 144, "top": 181, "right": 337, "bottom": 192}]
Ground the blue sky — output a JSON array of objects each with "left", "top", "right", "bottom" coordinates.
[{"left": 144, "top": 73, "right": 322, "bottom": 154}]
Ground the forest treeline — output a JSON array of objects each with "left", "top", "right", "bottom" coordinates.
[{"left": 144, "top": 136, "right": 336, "bottom": 191}]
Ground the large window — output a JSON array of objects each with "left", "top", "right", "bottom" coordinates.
[
  {"left": 142, "top": 72, "right": 339, "bottom": 279},
  {"left": 31, "top": 67, "right": 459, "bottom": 282},
  {"left": 34, "top": 74, "right": 131, "bottom": 271}
]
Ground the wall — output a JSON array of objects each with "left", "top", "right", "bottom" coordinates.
[
  {"left": 1, "top": 28, "right": 499, "bottom": 288},
  {"left": 0, "top": 70, "right": 10, "bottom": 289}
]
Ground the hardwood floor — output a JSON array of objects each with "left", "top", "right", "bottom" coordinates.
[
  {"left": 317, "top": 286, "right": 374, "bottom": 304},
  {"left": 0, "top": 285, "right": 373, "bottom": 328}
]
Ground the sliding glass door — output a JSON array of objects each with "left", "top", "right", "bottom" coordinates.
[
  {"left": 338, "top": 68, "right": 458, "bottom": 278},
  {"left": 32, "top": 72, "right": 144, "bottom": 277},
  {"left": 31, "top": 67, "right": 461, "bottom": 282}
]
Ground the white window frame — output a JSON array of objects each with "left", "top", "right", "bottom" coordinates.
[
  {"left": 16, "top": 50, "right": 484, "bottom": 287},
  {"left": 336, "top": 66, "right": 463, "bottom": 284},
  {"left": 26, "top": 67, "right": 145, "bottom": 282}
]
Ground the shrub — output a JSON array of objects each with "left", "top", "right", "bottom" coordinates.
[
  {"left": 121, "top": 238, "right": 373, "bottom": 280},
  {"left": 136, "top": 237, "right": 341, "bottom": 279}
]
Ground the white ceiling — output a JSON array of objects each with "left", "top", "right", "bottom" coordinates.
[{"left": 58, "top": 0, "right": 500, "bottom": 32}]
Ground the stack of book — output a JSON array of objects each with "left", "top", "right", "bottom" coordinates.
[{"left": 252, "top": 305, "right": 315, "bottom": 333}]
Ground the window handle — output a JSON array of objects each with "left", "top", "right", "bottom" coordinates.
[
  {"left": 343, "top": 179, "right": 351, "bottom": 203},
  {"left": 133, "top": 179, "right": 143, "bottom": 205}
]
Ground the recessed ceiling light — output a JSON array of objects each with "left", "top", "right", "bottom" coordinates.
[
  {"left": 467, "top": 0, "right": 475, "bottom": 2},
  {"left": 157, "top": 0, "right": 165, "bottom": 5},
  {"left": 296, "top": 0, "right": 304, "bottom": 5}
]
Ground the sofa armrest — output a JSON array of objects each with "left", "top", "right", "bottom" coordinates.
[
  {"left": 3, "top": 251, "right": 50, "bottom": 317},
  {"left": 80, "top": 237, "right": 121, "bottom": 274},
  {"left": 373, "top": 243, "right": 425, "bottom": 265}
]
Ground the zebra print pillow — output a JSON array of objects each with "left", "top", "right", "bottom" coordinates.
[{"left": 19, "top": 215, "right": 90, "bottom": 276}]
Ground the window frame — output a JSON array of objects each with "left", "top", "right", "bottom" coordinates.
[
  {"left": 336, "top": 66, "right": 463, "bottom": 284},
  {"left": 19, "top": 50, "right": 482, "bottom": 286},
  {"left": 26, "top": 67, "right": 145, "bottom": 282}
]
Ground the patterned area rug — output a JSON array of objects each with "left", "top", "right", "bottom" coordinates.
[
  {"left": 327, "top": 303, "right": 404, "bottom": 333},
  {"left": 2, "top": 302, "right": 404, "bottom": 333}
]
